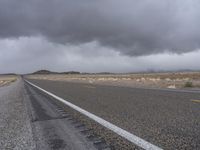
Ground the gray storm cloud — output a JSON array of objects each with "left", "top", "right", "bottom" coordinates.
[{"left": 0, "top": 0, "right": 200, "bottom": 56}]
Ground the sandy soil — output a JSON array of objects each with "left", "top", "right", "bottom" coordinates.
[
  {"left": 0, "top": 75, "right": 17, "bottom": 87},
  {"left": 26, "top": 72, "right": 200, "bottom": 89}
]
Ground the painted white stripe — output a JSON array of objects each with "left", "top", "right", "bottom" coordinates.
[{"left": 25, "top": 80, "right": 163, "bottom": 150}]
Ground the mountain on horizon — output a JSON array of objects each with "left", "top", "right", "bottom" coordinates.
[{"left": 32, "top": 70, "right": 80, "bottom": 75}]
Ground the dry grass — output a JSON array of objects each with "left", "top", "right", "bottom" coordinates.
[
  {"left": 0, "top": 75, "right": 17, "bottom": 87},
  {"left": 26, "top": 72, "right": 200, "bottom": 89}
]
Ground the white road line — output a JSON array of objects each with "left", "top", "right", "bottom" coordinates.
[{"left": 25, "top": 80, "right": 163, "bottom": 150}]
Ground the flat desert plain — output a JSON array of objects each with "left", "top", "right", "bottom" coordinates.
[
  {"left": 0, "top": 75, "right": 17, "bottom": 87},
  {"left": 27, "top": 72, "right": 200, "bottom": 89}
]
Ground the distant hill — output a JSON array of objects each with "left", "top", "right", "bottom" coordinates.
[
  {"left": 32, "top": 70, "right": 56, "bottom": 74},
  {"left": 62, "top": 71, "right": 80, "bottom": 74},
  {"left": 96, "top": 72, "right": 113, "bottom": 74},
  {"left": 0, "top": 73, "right": 17, "bottom": 76},
  {"left": 32, "top": 70, "right": 80, "bottom": 75}
]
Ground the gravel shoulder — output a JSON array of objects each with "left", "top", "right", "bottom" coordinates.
[{"left": 0, "top": 79, "right": 35, "bottom": 149}]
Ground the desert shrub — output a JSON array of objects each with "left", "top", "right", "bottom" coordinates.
[{"left": 184, "top": 81, "right": 193, "bottom": 87}]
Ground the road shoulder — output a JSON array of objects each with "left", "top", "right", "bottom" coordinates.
[{"left": 0, "top": 79, "right": 36, "bottom": 149}]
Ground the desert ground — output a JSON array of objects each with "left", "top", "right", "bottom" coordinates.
[
  {"left": 27, "top": 72, "right": 200, "bottom": 89},
  {"left": 0, "top": 75, "right": 17, "bottom": 87}
]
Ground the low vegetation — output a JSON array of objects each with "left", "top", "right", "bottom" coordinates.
[{"left": 184, "top": 81, "right": 193, "bottom": 88}]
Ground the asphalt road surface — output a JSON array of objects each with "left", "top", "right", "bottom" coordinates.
[{"left": 27, "top": 79, "right": 200, "bottom": 150}]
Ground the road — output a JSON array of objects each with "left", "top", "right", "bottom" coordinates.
[
  {"left": 27, "top": 79, "right": 200, "bottom": 150},
  {"left": 0, "top": 78, "right": 199, "bottom": 149}
]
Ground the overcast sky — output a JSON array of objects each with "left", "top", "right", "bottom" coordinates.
[{"left": 0, "top": 0, "right": 200, "bottom": 74}]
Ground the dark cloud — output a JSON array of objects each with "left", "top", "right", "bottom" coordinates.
[
  {"left": 1, "top": 37, "right": 200, "bottom": 74},
  {"left": 0, "top": 0, "right": 200, "bottom": 56}
]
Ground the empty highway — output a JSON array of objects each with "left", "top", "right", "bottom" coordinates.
[
  {"left": 26, "top": 79, "right": 200, "bottom": 150},
  {"left": 1, "top": 78, "right": 199, "bottom": 149}
]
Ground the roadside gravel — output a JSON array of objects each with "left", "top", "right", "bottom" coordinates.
[{"left": 0, "top": 79, "right": 35, "bottom": 149}]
